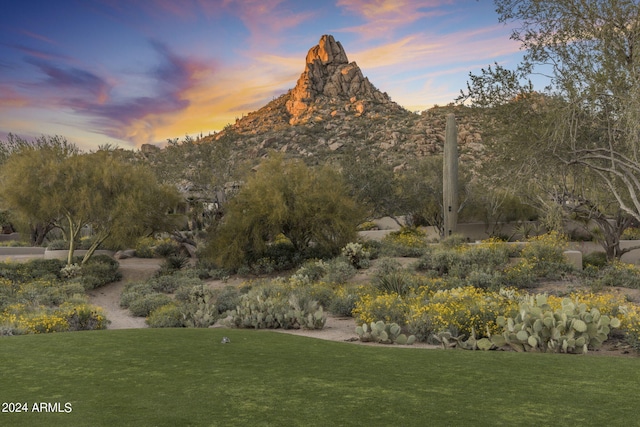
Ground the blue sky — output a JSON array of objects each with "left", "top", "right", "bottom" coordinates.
[{"left": 0, "top": 0, "right": 523, "bottom": 150}]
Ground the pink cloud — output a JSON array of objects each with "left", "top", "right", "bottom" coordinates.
[{"left": 336, "top": 0, "right": 451, "bottom": 39}]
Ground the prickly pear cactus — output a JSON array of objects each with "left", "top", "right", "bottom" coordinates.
[
  {"left": 496, "top": 295, "right": 621, "bottom": 354},
  {"left": 356, "top": 321, "right": 416, "bottom": 345}
]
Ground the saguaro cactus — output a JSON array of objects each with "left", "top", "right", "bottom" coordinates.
[{"left": 443, "top": 113, "right": 458, "bottom": 237}]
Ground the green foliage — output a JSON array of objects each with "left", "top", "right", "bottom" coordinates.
[
  {"left": 327, "top": 285, "right": 359, "bottom": 317},
  {"left": 119, "top": 282, "right": 156, "bottom": 309},
  {"left": 229, "top": 284, "right": 326, "bottom": 330},
  {"left": 128, "top": 293, "right": 172, "bottom": 317},
  {"left": 75, "top": 256, "right": 121, "bottom": 290},
  {"left": 154, "top": 240, "right": 180, "bottom": 257},
  {"left": 323, "top": 257, "right": 357, "bottom": 284},
  {"left": 381, "top": 227, "right": 428, "bottom": 257},
  {"left": 180, "top": 285, "right": 219, "bottom": 328},
  {"left": 205, "top": 155, "right": 363, "bottom": 269},
  {"left": 355, "top": 320, "right": 416, "bottom": 345},
  {"left": 146, "top": 303, "right": 184, "bottom": 328},
  {"left": 583, "top": 252, "right": 608, "bottom": 269},
  {"left": 585, "top": 261, "right": 640, "bottom": 290},
  {"left": 0, "top": 144, "right": 181, "bottom": 265},
  {"left": 496, "top": 295, "right": 621, "bottom": 354},
  {"left": 340, "top": 242, "right": 370, "bottom": 269},
  {"left": 158, "top": 254, "right": 190, "bottom": 275},
  {"left": 134, "top": 236, "right": 156, "bottom": 258}
]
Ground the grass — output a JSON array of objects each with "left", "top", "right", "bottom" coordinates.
[{"left": 0, "top": 329, "right": 639, "bottom": 426}]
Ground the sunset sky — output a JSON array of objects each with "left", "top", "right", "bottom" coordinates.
[{"left": 0, "top": 0, "right": 524, "bottom": 151}]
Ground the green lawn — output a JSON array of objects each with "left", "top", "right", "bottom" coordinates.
[{"left": 0, "top": 329, "right": 638, "bottom": 426}]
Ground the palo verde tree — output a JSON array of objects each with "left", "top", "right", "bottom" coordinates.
[
  {"left": 459, "top": 0, "right": 640, "bottom": 258},
  {"left": 0, "top": 134, "right": 79, "bottom": 245},
  {"left": 1, "top": 142, "right": 181, "bottom": 264},
  {"left": 205, "top": 155, "right": 364, "bottom": 269}
]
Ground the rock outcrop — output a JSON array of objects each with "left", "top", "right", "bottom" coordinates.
[
  {"left": 202, "top": 34, "right": 483, "bottom": 167},
  {"left": 286, "top": 35, "right": 390, "bottom": 124}
]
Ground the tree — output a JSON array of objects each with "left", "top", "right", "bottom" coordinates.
[
  {"left": 459, "top": 0, "right": 640, "bottom": 257},
  {"left": 147, "top": 135, "right": 235, "bottom": 231},
  {"left": 1, "top": 143, "right": 181, "bottom": 264},
  {"left": 0, "top": 135, "right": 79, "bottom": 245},
  {"left": 205, "top": 155, "right": 364, "bottom": 269}
]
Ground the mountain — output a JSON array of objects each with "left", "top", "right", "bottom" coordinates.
[{"left": 202, "top": 34, "right": 483, "bottom": 167}]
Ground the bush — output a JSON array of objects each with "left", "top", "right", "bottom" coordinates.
[
  {"left": 158, "top": 254, "right": 190, "bottom": 275},
  {"left": 374, "top": 257, "right": 403, "bottom": 276},
  {"left": 341, "top": 242, "right": 370, "bottom": 269},
  {"left": 154, "top": 240, "right": 180, "bottom": 257},
  {"left": 120, "top": 282, "right": 156, "bottom": 308},
  {"left": 147, "top": 303, "right": 184, "bottom": 328},
  {"left": 323, "top": 258, "right": 356, "bottom": 284},
  {"left": 586, "top": 260, "right": 640, "bottom": 289},
  {"left": 374, "top": 272, "right": 413, "bottom": 296},
  {"left": 213, "top": 286, "right": 241, "bottom": 314},
  {"left": 381, "top": 227, "right": 428, "bottom": 257},
  {"left": 328, "top": 285, "right": 359, "bottom": 317},
  {"left": 407, "top": 286, "right": 519, "bottom": 341},
  {"left": 61, "top": 302, "right": 109, "bottom": 331},
  {"left": 135, "top": 237, "right": 156, "bottom": 258},
  {"left": 353, "top": 292, "right": 409, "bottom": 325},
  {"left": 128, "top": 293, "right": 172, "bottom": 317},
  {"left": 583, "top": 251, "right": 608, "bottom": 269},
  {"left": 292, "top": 259, "right": 327, "bottom": 283},
  {"left": 78, "top": 256, "right": 121, "bottom": 289}
]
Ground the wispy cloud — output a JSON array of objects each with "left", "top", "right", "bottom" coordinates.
[{"left": 336, "top": 0, "right": 450, "bottom": 39}]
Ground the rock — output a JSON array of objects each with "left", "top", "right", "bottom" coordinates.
[
  {"left": 115, "top": 249, "right": 136, "bottom": 259},
  {"left": 286, "top": 35, "right": 390, "bottom": 124}
]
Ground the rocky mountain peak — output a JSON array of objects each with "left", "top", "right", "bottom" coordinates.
[{"left": 286, "top": 35, "right": 390, "bottom": 124}]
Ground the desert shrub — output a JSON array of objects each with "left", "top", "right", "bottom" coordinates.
[
  {"left": 292, "top": 259, "right": 327, "bottom": 283},
  {"left": 294, "top": 280, "right": 334, "bottom": 309},
  {"left": 154, "top": 240, "right": 180, "bottom": 257},
  {"left": 61, "top": 302, "right": 108, "bottom": 331},
  {"left": 341, "top": 242, "right": 370, "bottom": 269},
  {"left": 502, "top": 259, "right": 537, "bottom": 289},
  {"left": 520, "top": 231, "right": 571, "bottom": 278},
  {"left": 135, "top": 236, "right": 156, "bottom": 258},
  {"left": 120, "top": 281, "right": 156, "bottom": 308},
  {"left": 381, "top": 227, "right": 428, "bottom": 257},
  {"left": 374, "top": 272, "right": 413, "bottom": 296},
  {"left": 328, "top": 285, "right": 359, "bottom": 317},
  {"left": 361, "top": 239, "right": 382, "bottom": 259},
  {"left": 586, "top": 260, "right": 640, "bottom": 289},
  {"left": 465, "top": 270, "right": 503, "bottom": 290},
  {"left": 407, "top": 286, "right": 519, "bottom": 341},
  {"left": 47, "top": 239, "right": 69, "bottom": 250},
  {"left": 621, "top": 227, "right": 640, "bottom": 240},
  {"left": 77, "top": 256, "right": 121, "bottom": 289},
  {"left": 374, "top": 257, "right": 403, "bottom": 276},
  {"left": 0, "top": 258, "right": 65, "bottom": 282},
  {"left": 146, "top": 303, "right": 184, "bottom": 328},
  {"left": 353, "top": 292, "right": 409, "bottom": 325},
  {"left": 158, "top": 254, "right": 190, "bottom": 275},
  {"left": 439, "top": 234, "right": 468, "bottom": 249},
  {"left": 582, "top": 251, "right": 608, "bottom": 269},
  {"left": 150, "top": 274, "right": 185, "bottom": 294},
  {"left": 323, "top": 258, "right": 356, "bottom": 284},
  {"left": 128, "top": 293, "right": 172, "bottom": 317},
  {"left": 213, "top": 285, "right": 241, "bottom": 314}
]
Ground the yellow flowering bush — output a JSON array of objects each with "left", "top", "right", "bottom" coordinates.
[
  {"left": 407, "top": 286, "right": 520, "bottom": 340},
  {"left": 352, "top": 292, "right": 410, "bottom": 325},
  {"left": 381, "top": 227, "right": 428, "bottom": 256}
]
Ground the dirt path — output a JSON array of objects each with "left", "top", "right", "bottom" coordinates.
[{"left": 87, "top": 258, "right": 162, "bottom": 329}]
